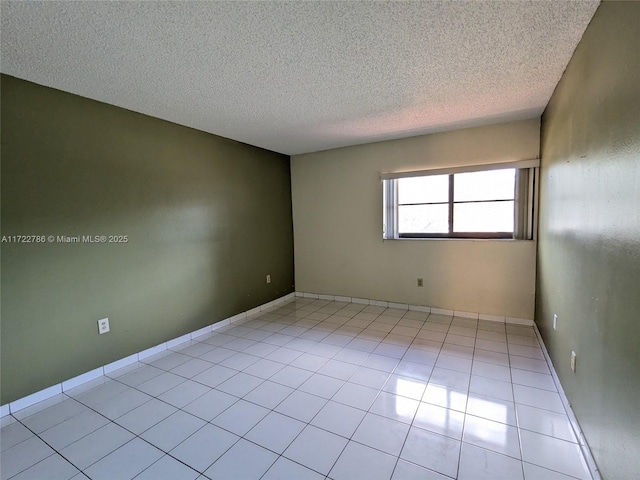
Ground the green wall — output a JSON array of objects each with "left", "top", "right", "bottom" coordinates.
[
  {"left": 537, "top": 3, "right": 640, "bottom": 479},
  {"left": 1, "top": 75, "right": 294, "bottom": 404}
]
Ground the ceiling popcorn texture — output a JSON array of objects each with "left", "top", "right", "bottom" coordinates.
[{"left": 1, "top": 1, "right": 599, "bottom": 155}]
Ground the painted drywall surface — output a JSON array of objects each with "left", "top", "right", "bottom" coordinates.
[
  {"left": 537, "top": 3, "right": 640, "bottom": 479},
  {"left": 291, "top": 119, "right": 539, "bottom": 318},
  {"left": 0, "top": 75, "right": 294, "bottom": 404}
]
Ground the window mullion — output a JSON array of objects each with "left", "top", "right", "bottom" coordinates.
[
  {"left": 392, "top": 179, "right": 398, "bottom": 238},
  {"left": 448, "top": 174, "right": 454, "bottom": 234},
  {"left": 383, "top": 179, "right": 398, "bottom": 239},
  {"left": 387, "top": 166, "right": 532, "bottom": 240}
]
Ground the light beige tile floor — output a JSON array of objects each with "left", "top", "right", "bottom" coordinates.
[{"left": 0, "top": 297, "right": 592, "bottom": 479}]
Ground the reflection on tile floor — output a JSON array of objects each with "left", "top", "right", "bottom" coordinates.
[{"left": 0, "top": 298, "right": 592, "bottom": 479}]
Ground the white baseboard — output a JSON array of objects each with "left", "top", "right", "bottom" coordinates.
[
  {"left": 104, "top": 354, "right": 139, "bottom": 374},
  {"left": 507, "top": 316, "right": 535, "bottom": 326},
  {"left": 533, "top": 324, "right": 601, "bottom": 480},
  {"left": 431, "top": 307, "right": 454, "bottom": 316},
  {"left": 61, "top": 367, "right": 104, "bottom": 392},
  {"left": 351, "top": 297, "right": 370, "bottom": 305},
  {"left": 409, "top": 305, "right": 431, "bottom": 313},
  {"left": 454, "top": 310, "right": 479, "bottom": 319},
  {"left": 7, "top": 384, "right": 62, "bottom": 414},
  {"left": 479, "top": 313, "right": 506, "bottom": 323},
  {"left": 334, "top": 295, "right": 351, "bottom": 303},
  {"left": 388, "top": 302, "right": 409, "bottom": 310},
  {"left": 2, "top": 290, "right": 532, "bottom": 418},
  {"left": 1, "top": 292, "right": 295, "bottom": 417},
  {"left": 294, "top": 291, "right": 532, "bottom": 325}
]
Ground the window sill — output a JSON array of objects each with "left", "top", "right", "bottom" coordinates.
[{"left": 383, "top": 237, "right": 535, "bottom": 242}]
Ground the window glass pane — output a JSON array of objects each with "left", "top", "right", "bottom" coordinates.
[
  {"left": 398, "top": 175, "right": 449, "bottom": 204},
  {"left": 454, "top": 201, "right": 514, "bottom": 233},
  {"left": 399, "top": 204, "right": 449, "bottom": 233},
  {"left": 454, "top": 169, "right": 515, "bottom": 202}
]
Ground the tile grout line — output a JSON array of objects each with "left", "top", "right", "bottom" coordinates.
[
  {"left": 1, "top": 290, "right": 531, "bottom": 417},
  {"left": 249, "top": 302, "right": 386, "bottom": 478},
  {"left": 2, "top": 413, "right": 81, "bottom": 479},
  {"left": 7, "top": 385, "right": 202, "bottom": 479},
  {"left": 17, "top": 349, "right": 290, "bottom": 479},
  {"left": 329, "top": 307, "right": 405, "bottom": 479},
  {"left": 185, "top": 306, "right": 576, "bottom": 478},
  {"left": 21, "top": 385, "right": 211, "bottom": 478},
  {"left": 533, "top": 324, "right": 601, "bottom": 480},
  {"left": 312, "top": 305, "right": 421, "bottom": 479},
  {"left": 295, "top": 291, "right": 533, "bottom": 325},
  {"left": 112, "top": 362, "right": 289, "bottom": 479},
  {"left": 453, "top": 316, "right": 476, "bottom": 479},
  {"left": 3, "top": 299, "right": 592, "bottom": 480},
  {"left": 506, "top": 321, "right": 528, "bottom": 480},
  {"left": 263, "top": 303, "right": 406, "bottom": 477},
  {"left": 1, "top": 292, "right": 297, "bottom": 417},
  {"left": 250, "top": 301, "right": 591, "bottom": 454},
  {"left": 130, "top": 301, "right": 381, "bottom": 478}
]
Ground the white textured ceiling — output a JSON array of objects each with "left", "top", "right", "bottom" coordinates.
[{"left": 1, "top": 1, "right": 599, "bottom": 155}]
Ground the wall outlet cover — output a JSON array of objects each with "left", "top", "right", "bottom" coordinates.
[{"left": 98, "top": 318, "right": 110, "bottom": 335}]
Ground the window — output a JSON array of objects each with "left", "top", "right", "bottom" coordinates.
[{"left": 382, "top": 160, "right": 538, "bottom": 240}]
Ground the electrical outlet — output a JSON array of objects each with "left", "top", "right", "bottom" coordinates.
[
  {"left": 417, "top": 278, "right": 423, "bottom": 287},
  {"left": 553, "top": 314, "right": 557, "bottom": 330},
  {"left": 97, "top": 318, "right": 110, "bottom": 335},
  {"left": 571, "top": 351, "right": 577, "bottom": 372},
  {"left": 266, "top": 274, "right": 271, "bottom": 284}
]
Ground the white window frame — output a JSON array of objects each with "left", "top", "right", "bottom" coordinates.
[{"left": 382, "top": 159, "right": 539, "bottom": 240}]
